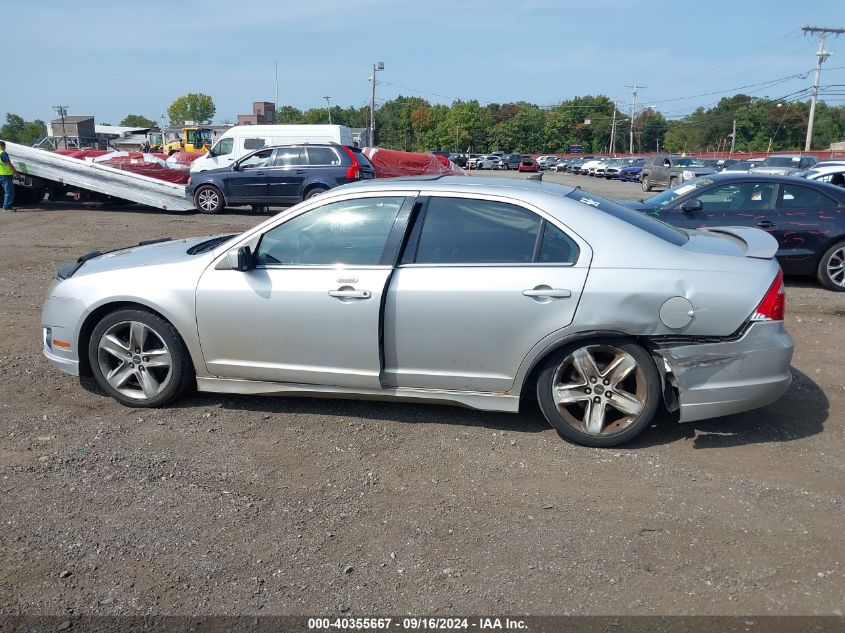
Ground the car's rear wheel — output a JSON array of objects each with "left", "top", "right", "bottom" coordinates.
[
  {"left": 641, "top": 176, "right": 652, "bottom": 192},
  {"left": 194, "top": 185, "right": 224, "bottom": 214},
  {"left": 88, "top": 309, "right": 193, "bottom": 408},
  {"left": 304, "top": 186, "right": 328, "bottom": 200},
  {"left": 817, "top": 240, "right": 845, "bottom": 291},
  {"left": 536, "top": 339, "right": 661, "bottom": 447}
]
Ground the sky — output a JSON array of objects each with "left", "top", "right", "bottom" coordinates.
[{"left": 4, "top": 0, "right": 845, "bottom": 126}]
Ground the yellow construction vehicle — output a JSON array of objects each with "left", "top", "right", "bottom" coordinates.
[{"left": 161, "top": 126, "right": 214, "bottom": 155}]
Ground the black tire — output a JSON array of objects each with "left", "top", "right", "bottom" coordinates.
[
  {"left": 669, "top": 177, "right": 679, "bottom": 188},
  {"left": 641, "top": 175, "right": 652, "bottom": 192},
  {"left": 194, "top": 185, "right": 224, "bottom": 214},
  {"left": 535, "top": 338, "right": 661, "bottom": 447},
  {"left": 88, "top": 308, "right": 193, "bottom": 408},
  {"left": 816, "top": 240, "right": 845, "bottom": 291},
  {"left": 305, "top": 186, "right": 328, "bottom": 200}
]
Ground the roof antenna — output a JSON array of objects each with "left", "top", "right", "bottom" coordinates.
[{"left": 527, "top": 172, "right": 543, "bottom": 182}]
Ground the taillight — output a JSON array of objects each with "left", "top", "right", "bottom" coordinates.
[
  {"left": 342, "top": 146, "right": 361, "bottom": 179},
  {"left": 751, "top": 269, "right": 785, "bottom": 321}
]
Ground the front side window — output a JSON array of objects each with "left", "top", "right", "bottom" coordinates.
[
  {"left": 254, "top": 197, "right": 405, "bottom": 266},
  {"left": 239, "top": 149, "right": 273, "bottom": 169},
  {"left": 414, "top": 198, "right": 541, "bottom": 264},
  {"left": 211, "top": 137, "right": 234, "bottom": 157},
  {"left": 779, "top": 184, "right": 838, "bottom": 209},
  {"left": 697, "top": 182, "right": 776, "bottom": 211}
]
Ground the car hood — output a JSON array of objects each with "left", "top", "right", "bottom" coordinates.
[{"left": 65, "top": 234, "right": 236, "bottom": 279}]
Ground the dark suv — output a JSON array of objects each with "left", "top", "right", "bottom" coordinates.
[{"left": 187, "top": 144, "right": 375, "bottom": 213}]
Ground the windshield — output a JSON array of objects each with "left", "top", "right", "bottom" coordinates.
[
  {"left": 673, "top": 158, "right": 706, "bottom": 168},
  {"left": 761, "top": 156, "right": 799, "bottom": 167},
  {"left": 644, "top": 177, "right": 715, "bottom": 208}
]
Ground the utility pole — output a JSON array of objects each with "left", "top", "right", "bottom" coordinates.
[
  {"left": 802, "top": 26, "right": 845, "bottom": 151},
  {"left": 625, "top": 84, "right": 645, "bottom": 154},
  {"left": 609, "top": 101, "right": 618, "bottom": 155},
  {"left": 729, "top": 119, "right": 737, "bottom": 156},
  {"left": 369, "top": 61, "right": 384, "bottom": 146},
  {"left": 274, "top": 61, "right": 279, "bottom": 120},
  {"left": 53, "top": 105, "right": 69, "bottom": 149},
  {"left": 323, "top": 96, "right": 332, "bottom": 124}
]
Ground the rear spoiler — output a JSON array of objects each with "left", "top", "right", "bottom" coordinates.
[{"left": 699, "top": 226, "right": 778, "bottom": 259}]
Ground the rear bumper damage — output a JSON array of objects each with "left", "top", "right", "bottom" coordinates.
[{"left": 654, "top": 321, "right": 794, "bottom": 423}]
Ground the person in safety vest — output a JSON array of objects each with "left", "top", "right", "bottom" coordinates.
[{"left": 0, "top": 141, "right": 18, "bottom": 211}]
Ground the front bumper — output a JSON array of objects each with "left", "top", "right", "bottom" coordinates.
[{"left": 655, "top": 321, "right": 794, "bottom": 422}]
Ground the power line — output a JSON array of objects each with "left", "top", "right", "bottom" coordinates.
[{"left": 803, "top": 25, "right": 845, "bottom": 150}]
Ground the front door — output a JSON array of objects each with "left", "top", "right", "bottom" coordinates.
[
  {"left": 225, "top": 148, "right": 273, "bottom": 203},
  {"left": 195, "top": 195, "right": 410, "bottom": 388},
  {"left": 383, "top": 195, "right": 590, "bottom": 393},
  {"left": 662, "top": 180, "right": 781, "bottom": 240}
]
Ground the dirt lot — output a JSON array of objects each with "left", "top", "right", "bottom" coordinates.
[{"left": 0, "top": 173, "right": 843, "bottom": 617}]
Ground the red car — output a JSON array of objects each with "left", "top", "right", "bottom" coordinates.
[{"left": 518, "top": 158, "right": 539, "bottom": 172}]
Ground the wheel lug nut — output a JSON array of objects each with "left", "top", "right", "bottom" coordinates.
[
  {"left": 590, "top": 377, "right": 597, "bottom": 383},
  {"left": 606, "top": 391, "right": 613, "bottom": 398},
  {"left": 603, "top": 379, "right": 610, "bottom": 385},
  {"left": 143, "top": 356, "right": 149, "bottom": 362},
  {"left": 584, "top": 388, "right": 591, "bottom": 394},
  {"left": 593, "top": 396, "right": 601, "bottom": 403},
  {"left": 129, "top": 363, "right": 134, "bottom": 368},
  {"left": 135, "top": 348, "right": 140, "bottom": 353},
  {"left": 139, "top": 366, "right": 145, "bottom": 372}
]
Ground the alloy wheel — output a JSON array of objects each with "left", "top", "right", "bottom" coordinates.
[
  {"left": 826, "top": 245, "right": 845, "bottom": 288},
  {"left": 197, "top": 188, "right": 220, "bottom": 213},
  {"left": 551, "top": 344, "right": 647, "bottom": 436},
  {"left": 97, "top": 321, "right": 173, "bottom": 400}
]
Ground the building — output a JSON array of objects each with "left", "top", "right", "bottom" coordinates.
[
  {"left": 47, "top": 115, "right": 98, "bottom": 149},
  {"left": 237, "top": 101, "right": 276, "bottom": 126}
]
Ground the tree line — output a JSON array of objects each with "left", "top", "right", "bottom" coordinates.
[{"left": 3, "top": 92, "right": 844, "bottom": 154}]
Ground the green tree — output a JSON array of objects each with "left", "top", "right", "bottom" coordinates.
[
  {"left": 1, "top": 113, "right": 47, "bottom": 146},
  {"left": 276, "top": 106, "right": 304, "bottom": 124},
  {"left": 120, "top": 114, "right": 157, "bottom": 128},
  {"left": 167, "top": 93, "right": 216, "bottom": 126}
]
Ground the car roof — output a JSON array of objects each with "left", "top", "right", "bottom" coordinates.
[{"left": 686, "top": 172, "right": 845, "bottom": 195}]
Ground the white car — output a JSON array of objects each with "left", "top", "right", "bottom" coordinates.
[
  {"left": 794, "top": 164, "right": 845, "bottom": 187},
  {"left": 472, "top": 155, "right": 500, "bottom": 170},
  {"left": 579, "top": 159, "right": 605, "bottom": 176}
]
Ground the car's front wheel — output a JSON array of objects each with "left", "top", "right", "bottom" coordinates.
[
  {"left": 194, "top": 185, "right": 224, "bottom": 214},
  {"left": 641, "top": 176, "right": 652, "bottom": 192},
  {"left": 817, "top": 240, "right": 845, "bottom": 291},
  {"left": 88, "top": 309, "right": 193, "bottom": 408},
  {"left": 536, "top": 339, "right": 661, "bottom": 447}
]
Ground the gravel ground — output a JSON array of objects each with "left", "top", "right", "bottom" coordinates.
[{"left": 0, "top": 174, "right": 843, "bottom": 617}]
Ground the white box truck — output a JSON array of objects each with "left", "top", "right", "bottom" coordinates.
[{"left": 190, "top": 124, "right": 355, "bottom": 173}]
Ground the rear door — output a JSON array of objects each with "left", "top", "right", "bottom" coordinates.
[
  {"left": 304, "top": 146, "right": 344, "bottom": 189},
  {"left": 776, "top": 181, "right": 842, "bottom": 273},
  {"left": 383, "top": 194, "right": 591, "bottom": 393},
  {"left": 225, "top": 148, "right": 273, "bottom": 202},
  {"left": 265, "top": 146, "right": 307, "bottom": 202}
]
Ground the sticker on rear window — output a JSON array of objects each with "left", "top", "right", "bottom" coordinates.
[{"left": 578, "top": 197, "right": 600, "bottom": 207}]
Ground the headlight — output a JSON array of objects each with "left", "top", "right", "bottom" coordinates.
[{"left": 682, "top": 170, "right": 695, "bottom": 181}]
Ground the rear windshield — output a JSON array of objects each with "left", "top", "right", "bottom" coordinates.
[
  {"left": 565, "top": 190, "right": 688, "bottom": 246},
  {"left": 761, "top": 156, "right": 799, "bottom": 167}
]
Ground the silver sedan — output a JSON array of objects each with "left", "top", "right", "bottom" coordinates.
[{"left": 41, "top": 177, "right": 794, "bottom": 447}]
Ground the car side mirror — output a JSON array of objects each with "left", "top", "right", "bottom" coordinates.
[
  {"left": 226, "top": 246, "right": 252, "bottom": 271},
  {"left": 681, "top": 199, "right": 703, "bottom": 213},
  {"left": 231, "top": 162, "right": 240, "bottom": 171}
]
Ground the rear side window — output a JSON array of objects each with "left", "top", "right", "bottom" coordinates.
[
  {"left": 307, "top": 146, "right": 342, "bottom": 166},
  {"left": 565, "top": 190, "right": 688, "bottom": 245},
  {"left": 272, "top": 146, "right": 306, "bottom": 167},
  {"left": 242, "top": 137, "right": 266, "bottom": 151},
  {"left": 411, "top": 197, "right": 580, "bottom": 265},
  {"left": 779, "top": 184, "right": 838, "bottom": 209}
]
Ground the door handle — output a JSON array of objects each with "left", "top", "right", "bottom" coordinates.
[
  {"left": 255, "top": 171, "right": 266, "bottom": 176},
  {"left": 295, "top": 169, "right": 306, "bottom": 174},
  {"left": 756, "top": 220, "right": 776, "bottom": 228},
  {"left": 328, "top": 289, "right": 371, "bottom": 299},
  {"left": 522, "top": 288, "right": 572, "bottom": 298}
]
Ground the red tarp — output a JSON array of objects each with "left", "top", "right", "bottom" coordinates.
[
  {"left": 52, "top": 149, "right": 191, "bottom": 184},
  {"left": 362, "top": 148, "right": 466, "bottom": 178}
]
